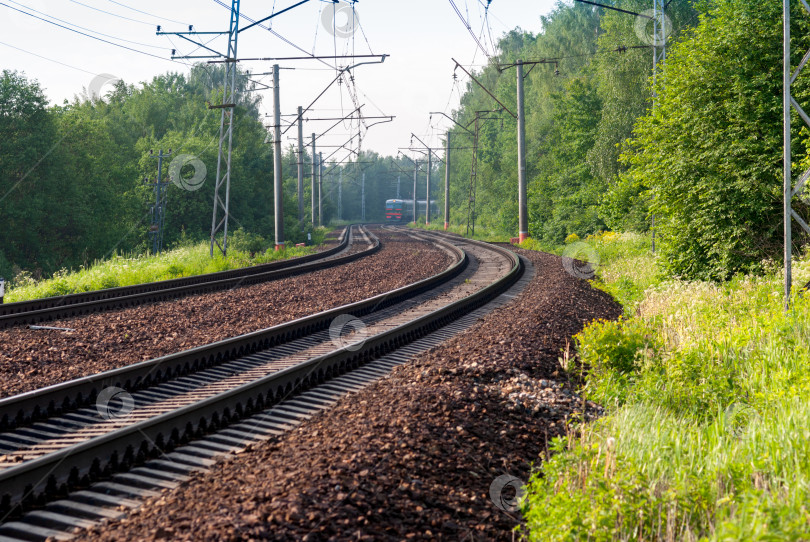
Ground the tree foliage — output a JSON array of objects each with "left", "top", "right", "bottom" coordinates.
[
  {"left": 5, "top": 0, "right": 807, "bottom": 283},
  {"left": 0, "top": 65, "right": 280, "bottom": 279},
  {"left": 622, "top": 0, "right": 810, "bottom": 279}
]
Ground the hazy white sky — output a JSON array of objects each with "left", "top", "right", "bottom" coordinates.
[{"left": 1, "top": 0, "right": 559, "bottom": 157}]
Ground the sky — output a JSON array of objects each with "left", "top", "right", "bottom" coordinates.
[{"left": 0, "top": 0, "right": 560, "bottom": 159}]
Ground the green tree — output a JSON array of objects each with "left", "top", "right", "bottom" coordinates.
[
  {"left": 0, "top": 70, "right": 64, "bottom": 277},
  {"left": 621, "top": 0, "right": 810, "bottom": 280}
]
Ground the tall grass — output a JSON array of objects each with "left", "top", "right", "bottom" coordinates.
[
  {"left": 5, "top": 230, "right": 328, "bottom": 303},
  {"left": 521, "top": 233, "right": 810, "bottom": 540}
]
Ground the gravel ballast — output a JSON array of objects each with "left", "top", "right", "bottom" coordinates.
[
  {"left": 77, "top": 246, "right": 622, "bottom": 541},
  {"left": 0, "top": 229, "right": 451, "bottom": 398}
]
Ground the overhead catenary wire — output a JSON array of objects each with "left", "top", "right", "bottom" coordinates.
[
  {"left": 6, "top": 0, "right": 171, "bottom": 51},
  {"left": 0, "top": 39, "right": 97, "bottom": 76},
  {"left": 0, "top": 2, "right": 176, "bottom": 61},
  {"left": 107, "top": 0, "right": 190, "bottom": 26},
  {"left": 448, "top": 0, "right": 490, "bottom": 59},
  {"left": 210, "top": 0, "right": 338, "bottom": 71},
  {"left": 484, "top": 1, "right": 497, "bottom": 55},
  {"left": 471, "top": 3, "right": 490, "bottom": 64},
  {"left": 68, "top": 0, "right": 155, "bottom": 26}
]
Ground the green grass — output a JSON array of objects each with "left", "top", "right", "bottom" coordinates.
[
  {"left": 519, "top": 232, "right": 810, "bottom": 541},
  {"left": 6, "top": 228, "right": 329, "bottom": 303}
]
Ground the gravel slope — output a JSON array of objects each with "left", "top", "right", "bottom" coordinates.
[{"left": 77, "top": 246, "right": 621, "bottom": 541}]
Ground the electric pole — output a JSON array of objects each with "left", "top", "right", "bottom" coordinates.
[
  {"left": 311, "top": 133, "right": 317, "bottom": 225},
  {"left": 159, "top": 0, "right": 315, "bottom": 256},
  {"left": 147, "top": 149, "right": 171, "bottom": 255},
  {"left": 318, "top": 151, "right": 323, "bottom": 226},
  {"left": 517, "top": 60, "right": 529, "bottom": 243},
  {"left": 338, "top": 168, "right": 343, "bottom": 221},
  {"left": 361, "top": 172, "right": 366, "bottom": 222},
  {"left": 297, "top": 105, "right": 304, "bottom": 228},
  {"left": 651, "top": 0, "right": 667, "bottom": 254},
  {"left": 272, "top": 64, "right": 284, "bottom": 250},
  {"left": 783, "top": 0, "right": 810, "bottom": 309},
  {"left": 426, "top": 152, "right": 432, "bottom": 226},
  {"left": 444, "top": 132, "right": 451, "bottom": 230},
  {"left": 454, "top": 60, "right": 547, "bottom": 240},
  {"left": 413, "top": 160, "right": 419, "bottom": 225},
  {"left": 193, "top": 0, "right": 240, "bottom": 257}
]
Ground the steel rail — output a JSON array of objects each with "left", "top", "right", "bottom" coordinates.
[
  {"left": 0, "top": 227, "right": 351, "bottom": 317},
  {"left": 0, "top": 227, "right": 374, "bottom": 330},
  {"left": 0, "top": 233, "right": 522, "bottom": 516},
  {"left": 0, "top": 229, "right": 461, "bottom": 430}
]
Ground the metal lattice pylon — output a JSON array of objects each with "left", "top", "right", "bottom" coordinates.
[
  {"left": 652, "top": 0, "right": 666, "bottom": 77},
  {"left": 210, "top": 0, "right": 241, "bottom": 256},
  {"left": 650, "top": 0, "right": 667, "bottom": 253},
  {"left": 784, "top": 0, "right": 810, "bottom": 309}
]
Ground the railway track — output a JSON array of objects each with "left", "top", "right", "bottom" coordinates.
[
  {"left": 0, "top": 225, "right": 378, "bottom": 331},
  {"left": 0, "top": 229, "right": 525, "bottom": 541}
]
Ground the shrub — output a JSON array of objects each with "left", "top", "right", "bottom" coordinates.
[
  {"left": 227, "top": 228, "right": 268, "bottom": 255},
  {"left": 577, "top": 318, "right": 656, "bottom": 376}
]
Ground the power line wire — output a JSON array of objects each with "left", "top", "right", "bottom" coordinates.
[
  {"left": 0, "top": 39, "right": 97, "bottom": 76},
  {"left": 211, "top": 0, "right": 338, "bottom": 71},
  {"left": 0, "top": 2, "right": 175, "bottom": 61},
  {"left": 107, "top": 0, "right": 189, "bottom": 26},
  {"left": 448, "top": 0, "right": 490, "bottom": 59},
  {"left": 68, "top": 0, "right": 154, "bottom": 26},
  {"left": 7, "top": 0, "right": 170, "bottom": 51}
]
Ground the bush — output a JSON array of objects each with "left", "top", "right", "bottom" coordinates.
[
  {"left": 521, "top": 226, "right": 810, "bottom": 539},
  {"left": 577, "top": 318, "right": 656, "bottom": 376},
  {"left": 227, "top": 228, "right": 268, "bottom": 255},
  {"left": 620, "top": 0, "right": 810, "bottom": 280}
]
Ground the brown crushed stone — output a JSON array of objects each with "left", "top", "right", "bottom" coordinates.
[
  {"left": 0, "top": 229, "right": 451, "bottom": 398},
  {"left": 77, "top": 246, "right": 621, "bottom": 541}
]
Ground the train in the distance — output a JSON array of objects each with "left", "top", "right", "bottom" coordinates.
[{"left": 385, "top": 199, "right": 437, "bottom": 222}]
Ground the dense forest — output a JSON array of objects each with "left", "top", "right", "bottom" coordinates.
[
  {"left": 437, "top": 0, "right": 810, "bottom": 280},
  {"left": 0, "top": 60, "right": 433, "bottom": 280},
  {"left": 2, "top": 0, "right": 809, "bottom": 282}
]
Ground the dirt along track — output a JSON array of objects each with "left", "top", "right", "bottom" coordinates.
[
  {"left": 77, "top": 245, "right": 622, "bottom": 541},
  {"left": 0, "top": 228, "right": 452, "bottom": 399}
]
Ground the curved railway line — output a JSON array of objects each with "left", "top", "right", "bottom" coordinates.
[
  {"left": 0, "top": 225, "right": 379, "bottom": 331},
  {"left": 0, "top": 229, "right": 526, "bottom": 541}
]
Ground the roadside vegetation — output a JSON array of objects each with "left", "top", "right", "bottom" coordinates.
[
  {"left": 414, "top": 0, "right": 810, "bottom": 537},
  {"left": 518, "top": 232, "right": 810, "bottom": 540},
  {"left": 4, "top": 227, "right": 327, "bottom": 303}
]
